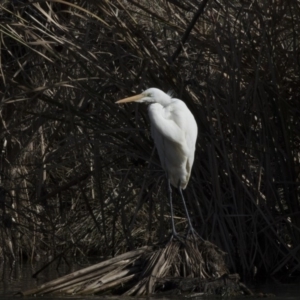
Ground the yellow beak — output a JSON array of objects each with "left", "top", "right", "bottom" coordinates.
[{"left": 115, "top": 93, "right": 143, "bottom": 104}]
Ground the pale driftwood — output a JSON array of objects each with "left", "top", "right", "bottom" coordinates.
[
  {"left": 74, "top": 266, "right": 141, "bottom": 295},
  {"left": 21, "top": 246, "right": 152, "bottom": 296},
  {"left": 87, "top": 273, "right": 139, "bottom": 294},
  {"left": 37, "top": 259, "right": 134, "bottom": 295}
]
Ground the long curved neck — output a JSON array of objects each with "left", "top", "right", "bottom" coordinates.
[{"left": 154, "top": 94, "right": 173, "bottom": 107}]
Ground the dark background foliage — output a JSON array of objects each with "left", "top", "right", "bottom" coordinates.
[{"left": 0, "top": 0, "right": 299, "bottom": 282}]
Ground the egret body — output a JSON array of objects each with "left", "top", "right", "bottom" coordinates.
[{"left": 116, "top": 88, "right": 198, "bottom": 237}]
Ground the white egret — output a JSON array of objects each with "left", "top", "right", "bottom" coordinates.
[{"left": 116, "top": 88, "right": 198, "bottom": 238}]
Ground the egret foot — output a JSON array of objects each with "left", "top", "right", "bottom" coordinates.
[
  {"left": 185, "top": 227, "right": 205, "bottom": 242},
  {"left": 169, "top": 230, "right": 185, "bottom": 244}
]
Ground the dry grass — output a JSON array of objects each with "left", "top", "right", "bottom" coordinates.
[
  {"left": 21, "top": 239, "right": 230, "bottom": 296},
  {"left": 0, "top": 0, "right": 300, "bottom": 281}
]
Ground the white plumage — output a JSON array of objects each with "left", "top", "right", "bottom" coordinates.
[
  {"left": 147, "top": 91, "right": 197, "bottom": 189},
  {"left": 116, "top": 87, "right": 198, "bottom": 237}
]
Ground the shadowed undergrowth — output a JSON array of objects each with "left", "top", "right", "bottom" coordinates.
[{"left": 0, "top": 0, "right": 299, "bottom": 282}]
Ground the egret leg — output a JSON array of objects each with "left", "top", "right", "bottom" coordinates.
[
  {"left": 178, "top": 185, "right": 194, "bottom": 233},
  {"left": 168, "top": 179, "right": 177, "bottom": 237},
  {"left": 178, "top": 183, "right": 204, "bottom": 241}
]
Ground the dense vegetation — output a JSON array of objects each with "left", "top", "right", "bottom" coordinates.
[{"left": 0, "top": 0, "right": 299, "bottom": 282}]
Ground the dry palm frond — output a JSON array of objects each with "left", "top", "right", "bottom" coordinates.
[{"left": 21, "top": 239, "right": 234, "bottom": 296}]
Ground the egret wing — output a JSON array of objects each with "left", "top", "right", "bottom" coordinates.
[{"left": 148, "top": 100, "right": 197, "bottom": 188}]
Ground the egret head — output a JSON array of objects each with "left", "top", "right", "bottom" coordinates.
[{"left": 116, "top": 88, "right": 171, "bottom": 105}]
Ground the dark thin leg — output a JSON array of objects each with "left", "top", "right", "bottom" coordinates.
[
  {"left": 178, "top": 185, "right": 194, "bottom": 232},
  {"left": 178, "top": 182, "right": 204, "bottom": 241},
  {"left": 168, "top": 179, "right": 177, "bottom": 237}
]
